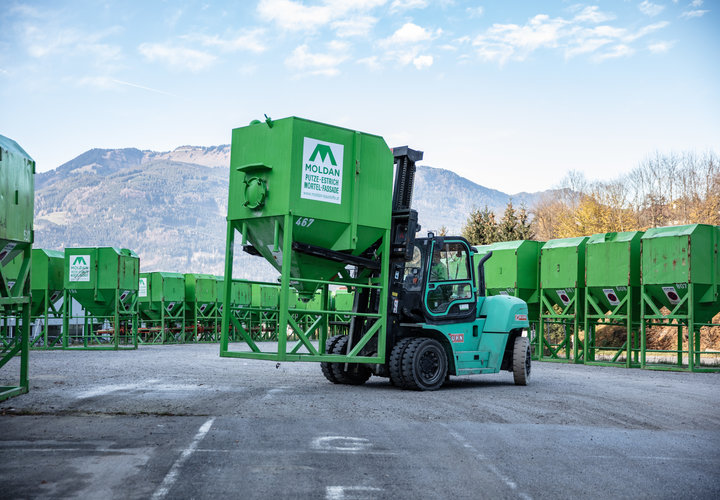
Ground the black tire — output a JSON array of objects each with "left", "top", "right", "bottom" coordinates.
[
  {"left": 388, "top": 337, "right": 414, "bottom": 388},
  {"left": 321, "top": 334, "right": 346, "bottom": 384},
  {"left": 401, "top": 338, "right": 448, "bottom": 391},
  {"left": 513, "top": 336, "right": 531, "bottom": 386},
  {"left": 330, "top": 335, "right": 372, "bottom": 385}
]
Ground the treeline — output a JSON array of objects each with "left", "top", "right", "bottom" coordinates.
[
  {"left": 462, "top": 151, "right": 719, "bottom": 244},
  {"left": 461, "top": 201, "right": 533, "bottom": 245},
  {"left": 534, "top": 150, "right": 719, "bottom": 240}
]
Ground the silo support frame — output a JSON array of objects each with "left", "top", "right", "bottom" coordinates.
[
  {"left": 138, "top": 302, "right": 186, "bottom": 345},
  {"left": 221, "top": 217, "right": 391, "bottom": 364},
  {"left": 29, "top": 290, "right": 64, "bottom": 349},
  {"left": 538, "top": 291, "right": 584, "bottom": 363},
  {"left": 641, "top": 285, "right": 720, "bottom": 373},
  {"left": 584, "top": 288, "right": 641, "bottom": 368},
  {"left": 0, "top": 245, "right": 30, "bottom": 401},
  {"left": 61, "top": 290, "right": 138, "bottom": 350}
]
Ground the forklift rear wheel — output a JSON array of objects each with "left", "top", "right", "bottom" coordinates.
[
  {"left": 388, "top": 337, "right": 414, "bottom": 388},
  {"left": 512, "top": 336, "right": 531, "bottom": 386},
  {"left": 330, "top": 335, "right": 372, "bottom": 385},
  {"left": 321, "top": 334, "right": 346, "bottom": 384},
  {"left": 401, "top": 338, "right": 448, "bottom": 391}
]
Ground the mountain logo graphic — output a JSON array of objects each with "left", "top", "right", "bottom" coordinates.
[
  {"left": 308, "top": 144, "right": 337, "bottom": 166},
  {"left": 73, "top": 256, "right": 87, "bottom": 265}
]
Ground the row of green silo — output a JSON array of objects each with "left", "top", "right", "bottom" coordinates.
[
  {"left": 3, "top": 246, "right": 358, "bottom": 349},
  {"left": 474, "top": 224, "right": 720, "bottom": 372}
]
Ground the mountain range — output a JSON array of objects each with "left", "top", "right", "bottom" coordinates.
[{"left": 33, "top": 145, "right": 554, "bottom": 280}]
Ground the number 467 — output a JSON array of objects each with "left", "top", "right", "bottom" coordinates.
[{"left": 296, "top": 217, "right": 315, "bottom": 228}]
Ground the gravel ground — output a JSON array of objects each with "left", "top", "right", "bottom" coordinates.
[{"left": 1, "top": 343, "right": 719, "bottom": 499}]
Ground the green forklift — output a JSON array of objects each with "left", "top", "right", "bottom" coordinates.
[{"left": 220, "top": 117, "right": 531, "bottom": 390}]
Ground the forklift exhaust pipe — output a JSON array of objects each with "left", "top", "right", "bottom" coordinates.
[{"left": 477, "top": 251, "right": 493, "bottom": 297}]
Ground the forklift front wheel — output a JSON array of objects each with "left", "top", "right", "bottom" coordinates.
[
  {"left": 402, "top": 338, "right": 448, "bottom": 391},
  {"left": 512, "top": 336, "right": 531, "bottom": 386}
]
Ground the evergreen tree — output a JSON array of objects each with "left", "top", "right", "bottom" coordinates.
[
  {"left": 462, "top": 206, "right": 498, "bottom": 245},
  {"left": 516, "top": 203, "right": 535, "bottom": 240},
  {"left": 498, "top": 200, "right": 518, "bottom": 241}
]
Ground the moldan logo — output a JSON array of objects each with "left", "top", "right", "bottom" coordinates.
[
  {"left": 300, "top": 137, "right": 344, "bottom": 204},
  {"left": 69, "top": 255, "right": 91, "bottom": 282}
]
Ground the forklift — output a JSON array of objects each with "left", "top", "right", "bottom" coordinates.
[{"left": 320, "top": 147, "right": 531, "bottom": 390}]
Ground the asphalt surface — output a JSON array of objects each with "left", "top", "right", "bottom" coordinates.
[{"left": 1, "top": 343, "right": 719, "bottom": 499}]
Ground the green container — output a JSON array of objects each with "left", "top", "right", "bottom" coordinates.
[
  {"left": 228, "top": 117, "right": 393, "bottom": 295},
  {"left": 540, "top": 236, "right": 588, "bottom": 311},
  {"left": 641, "top": 224, "right": 720, "bottom": 322},
  {"left": 260, "top": 285, "right": 279, "bottom": 309},
  {"left": 184, "top": 273, "right": 217, "bottom": 310},
  {"left": 484, "top": 240, "right": 543, "bottom": 305},
  {"left": 232, "top": 280, "right": 252, "bottom": 306},
  {"left": 586, "top": 231, "right": 642, "bottom": 311},
  {"left": 0, "top": 135, "right": 34, "bottom": 264},
  {"left": 307, "top": 290, "right": 323, "bottom": 311},
  {"left": 333, "top": 289, "right": 355, "bottom": 312},
  {"left": 139, "top": 272, "right": 185, "bottom": 319},
  {"left": 64, "top": 247, "right": 139, "bottom": 317},
  {"left": 6, "top": 249, "right": 64, "bottom": 316},
  {"left": 291, "top": 288, "right": 305, "bottom": 310}
]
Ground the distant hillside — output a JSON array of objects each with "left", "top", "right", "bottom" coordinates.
[{"left": 34, "top": 145, "right": 553, "bottom": 279}]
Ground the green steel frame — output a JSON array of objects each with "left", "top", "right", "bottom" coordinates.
[
  {"left": 62, "top": 290, "right": 138, "bottom": 350},
  {"left": 29, "top": 289, "right": 64, "bottom": 349},
  {"left": 139, "top": 303, "right": 185, "bottom": 344},
  {"left": 584, "top": 287, "right": 641, "bottom": 368},
  {"left": 220, "top": 216, "right": 391, "bottom": 364},
  {"left": 538, "top": 291, "right": 585, "bottom": 363},
  {"left": 0, "top": 245, "right": 30, "bottom": 401},
  {"left": 640, "top": 284, "right": 720, "bottom": 372},
  {"left": 186, "top": 300, "right": 218, "bottom": 342}
]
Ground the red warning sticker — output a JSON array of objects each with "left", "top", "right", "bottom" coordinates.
[
  {"left": 515, "top": 314, "right": 527, "bottom": 321},
  {"left": 449, "top": 333, "right": 464, "bottom": 343}
]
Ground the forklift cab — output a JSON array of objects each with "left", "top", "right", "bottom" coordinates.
[{"left": 398, "top": 236, "right": 477, "bottom": 324}]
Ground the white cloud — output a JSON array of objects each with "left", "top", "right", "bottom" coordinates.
[
  {"left": 593, "top": 44, "right": 634, "bottom": 61},
  {"left": 691, "top": 0, "right": 703, "bottom": 7},
  {"left": 638, "top": 1, "right": 665, "bottom": 17},
  {"left": 412, "top": 54, "right": 433, "bottom": 69},
  {"left": 380, "top": 22, "right": 440, "bottom": 46},
  {"left": 623, "top": 21, "right": 669, "bottom": 42},
  {"left": 75, "top": 76, "right": 177, "bottom": 96},
  {"left": 377, "top": 22, "right": 440, "bottom": 69},
  {"left": 390, "top": 0, "right": 428, "bottom": 12},
  {"left": 184, "top": 29, "right": 267, "bottom": 53},
  {"left": 466, "top": 6, "right": 484, "bottom": 18},
  {"left": 138, "top": 43, "right": 217, "bottom": 71},
  {"left": 284, "top": 42, "right": 349, "bottom": 76},
  {"left": 472, "top": 10, "right": 670, "bottom": 64},
  {"left": 573, "top": 6, "right": 616, "bottom": 23},
  {"left": 472, "top": 14, "right": 568, "bottom": 63},
  {"left": 257, "top": 0, "right": 387, "bottom": 32},
  {"left": 648, "top": 40, "right": 675, "bottom": 53},
  {"left": 358, "top": 55, "right": 381, "bottom": 70},
  {"left": 332, "top": 16, "right": 378, "bottom": 37},
  {"left": 681, "top": 9, "right": 709, "bottom": 18}
]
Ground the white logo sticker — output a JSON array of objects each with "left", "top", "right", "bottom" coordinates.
[
  {"left": 556, "top": 289, "right": 571, "bottom": 305},
  {"left": 69, "top": 255, "right": 91, "bottom": 282},
  {"left": 603, "top": 288, "right": 620, "bottom": 306},
  {"left": 662, "top": 286, "right": 681, "bottom": 304},
  {"left": 300, "top": 137, "right": 344, "bottom": 204},
  {"left": 139, "top": 277, "right": 148, "bottom": 298}
]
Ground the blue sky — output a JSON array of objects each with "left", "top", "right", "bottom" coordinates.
[{"left": 1, "top": 0, "right": 717, "bottom": 194}]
